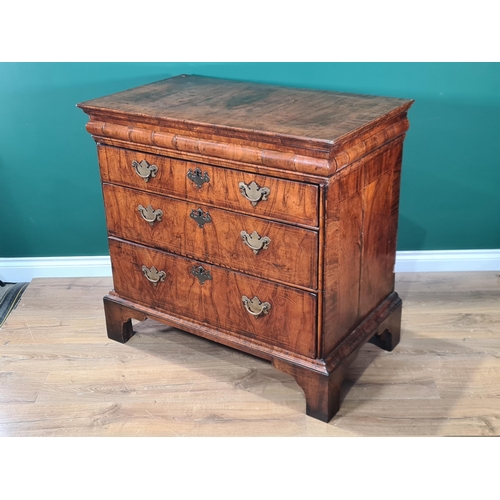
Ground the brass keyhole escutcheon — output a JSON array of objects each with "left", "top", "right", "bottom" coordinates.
[
  {"left": 190, "top": 208, "right": 212, "bottom": 228},
  {"left": 187, "top": 167, "right": 210, "bottom": 188},
  {"left": 191, "top": 265, "right": 212, "bottom": 284}
]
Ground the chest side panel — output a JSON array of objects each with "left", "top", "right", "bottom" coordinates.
[
  {"left": 321, "top": 137, "right": 405, "bottom": 357},
  {"left": 358, "top": 143, "right": 403, "bottom": 318}
]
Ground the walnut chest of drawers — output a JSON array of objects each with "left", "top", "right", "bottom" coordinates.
[{"left": 78, "top": 75, "right": 413, "bottom": 422}]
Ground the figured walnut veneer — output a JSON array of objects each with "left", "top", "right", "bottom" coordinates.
[{"left": 78, "top": 75, "right": 413, "bottom": 422}]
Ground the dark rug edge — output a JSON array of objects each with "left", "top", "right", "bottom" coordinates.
[{"left": 0, "top": 282, "right": 30, "bottom": 328}]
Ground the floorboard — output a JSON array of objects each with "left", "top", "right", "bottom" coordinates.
[{"left": 1, "top": 273, "right": 499, "bottom": 436}]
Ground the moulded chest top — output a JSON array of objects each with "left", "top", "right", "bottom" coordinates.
[{"left": 78, "top": 75, "right": 413, "bottom": 153}]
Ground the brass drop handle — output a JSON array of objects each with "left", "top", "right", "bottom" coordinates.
[
  {"left": 137, "top": 204, "right": 163, "bottom": 226},
  {"left": 141, "top": 265, "right": 166, "bottom": 286},
  {"left": 242, "top": 295, "right": 271, "bottom": 317},
  {"left": 187, "top": 167, "right": 210, "bottom": 188},
  {"left": 240, "top": 230, "right": 271, "bottom": 255},
  {"left": 132, "top": 159, "right": 158, "bottom": 182},
  {"left": 238, "top": 181, "right": 270, "bottom": 207}
]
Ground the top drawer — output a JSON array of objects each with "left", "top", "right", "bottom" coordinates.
[{"left": 97, "top": 145, "right": 319, "bottom": 227}]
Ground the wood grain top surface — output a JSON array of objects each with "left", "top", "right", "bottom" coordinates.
[{"left": 78, "top": 75, "right": 413, "bottom": 148}]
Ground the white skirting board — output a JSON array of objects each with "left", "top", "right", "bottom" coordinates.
[
  {"left": 0, "top": 256, "right": 113, "bottom": 283},
  {"left": 394, "top": 250, "right": 500, "bottom": 272},
  {"left": 0, "top": 250, "right": 499, "bottom": 282}
]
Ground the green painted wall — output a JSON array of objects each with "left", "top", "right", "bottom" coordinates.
[{"left": 0, "top": 63, "right": 499, "bottom": 257}]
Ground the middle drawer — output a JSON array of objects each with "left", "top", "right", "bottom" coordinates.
[{"left": 103, "top": 183, "right": 319, "bottom": 289}]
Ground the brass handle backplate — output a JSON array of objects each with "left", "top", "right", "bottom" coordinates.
[
  {"left": 137, "top": 204, "right": 163, "bottom": 226},
  {"left": 238, "top": 181, "right": 270, "bottom": 207},
  {"left": 191, "top": 265, "right": 212, "bottom": 284},
  {"left": 190, "top": 208, "right": 212, "bottom": 228},
  {"left": 133, "top": 159, "right": 158, "bottom": 182},
  {"left": 242, "top": 295, "right": 271, "bottom": 318},
  {"left": 141, "top": 265, "right": 166, "bottom": 286},
  {"left": 187, "top": 167, "right": 210, "bottom": 188},
  {"left": 240, "top": 230, "right": 271, "bottom": 255}
]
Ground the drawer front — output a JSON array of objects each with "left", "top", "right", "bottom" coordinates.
[
  {"left": 109, "top": 238, "right": 317, "bottom": 358},
  {"left": 103, "top": 184, "right": 318, "bottom": 289},
  {"left": 98, "top": 144, "right": 319, "bottom": 227}
]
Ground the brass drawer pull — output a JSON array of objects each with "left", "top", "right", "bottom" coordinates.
[
  {"left": 240, "top": 230, "right": 271, "bottom": 255},
  {"left": 238, "top": 181, "right": 270, "bottom": 207},
  {"left": 132, "top": 159, "right": 158, "bottom": 182},
  {"left": 187, "top": 167, "right": 210, "bottom": 188},
  {"left": 190, "top": 208, "right": 212, "bottom": 228},
  {"left": 141, "top": 265, "right": 166, "bottom": 286},
  {"left": 242, "top": 295, "right": 271, "bottom": 317},
  {"left": 191, "top": 265, "right": 212, "bottom": 284},
  {"left": 137, "top": 204, "right": 163, "bottom": 226}
]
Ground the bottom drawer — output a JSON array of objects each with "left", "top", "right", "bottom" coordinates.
[{"left": 109, "top": 238, "right": 317, "bottom": 358}]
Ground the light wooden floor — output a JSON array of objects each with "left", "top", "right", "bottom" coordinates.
[{"left": 1, "top": 273, "right": 499, "bottom": 436}]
